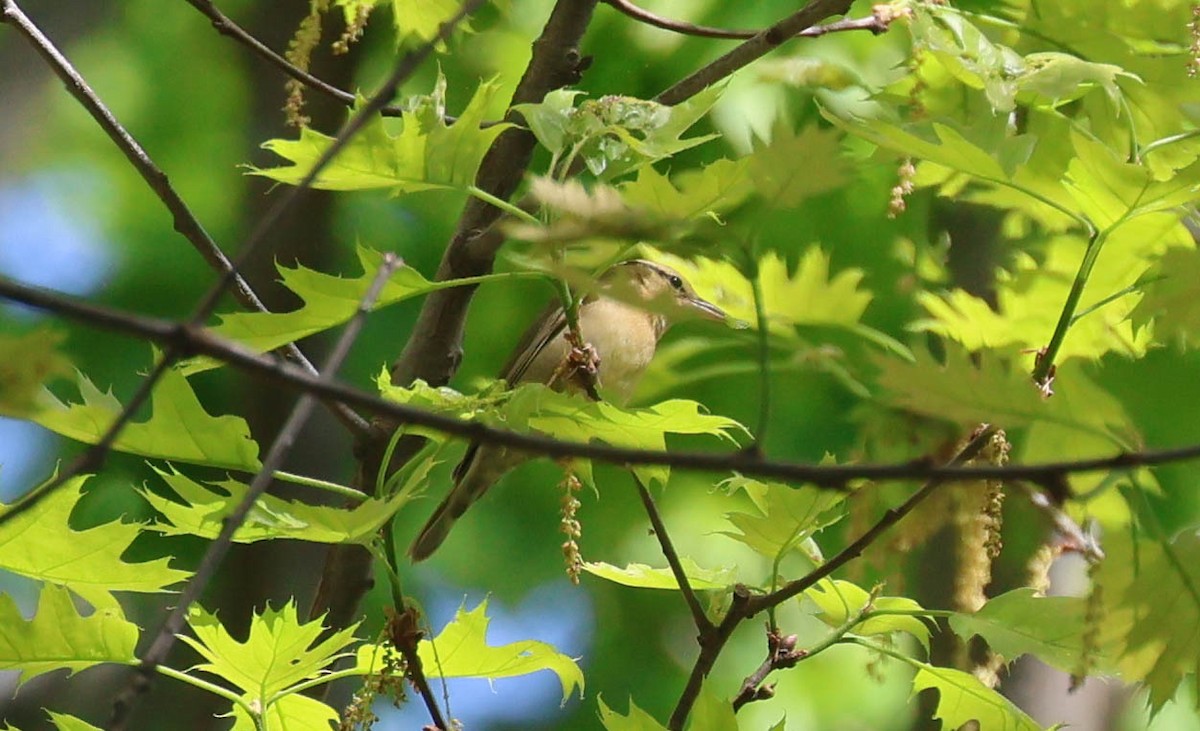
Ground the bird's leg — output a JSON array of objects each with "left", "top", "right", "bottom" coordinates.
[{"left": 550, "top": 329, "right": 603, "bottom": 400}]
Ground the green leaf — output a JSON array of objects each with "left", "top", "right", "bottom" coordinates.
[
  {"left": 388, "top": 0, "right": 471, "bottom": 46},
  {"left": 28, "top": 364, "right": 260, "bottom": 472},
  {"left": 180, "top": 247, "right": 450, "bottom": 375},
  {"left": 874, "top": 345, "right": 1133, "bottom": 448},
  {"left": 911, "top": 662, "right": 1045, "bottom": 731},
  {"left": 619, "top": 158, "right": 754, "bottom": 223},
  {"left": 141, "top": 461, "right": 435, "bottom": 544},
  {"left": 229, "top": 694, "right": 339, "bottom": 731},
  {"left": 514, "top": 85, "right": 722, "bottom": 179},
  {"left": 748, "top": 123, "right": 849, "bottom": 207},
  {"left": 0, "top": 476, "right": 188, "bottom": 604},
  {"left": 506, "top": 384, "right": 747, "bottom": 486},
  {"left": 46, "top": 713, "right": 104, "bottom": 731},
  {"left": 949, "top": 588, "right": 1096, "bottom": 673},
  {"left": 648, "top": 248, "right": 903, "bottom": 356},
  {"left": 0, "top": 328, "right": 71, "bottom": 416},
  {"left": 721, "top": 476, "right": 845, "bottom": 561},
  {"left": 251, "top": 73, "right": 509, "bottom": 193},
  {"left": 805, "top": 579, "right": 930, "bottom": 651},
  {"left": 179, "top": 601, "right": 360, "bottom": 701},
  {"left": 598, "top": 696, "right": 669, "bottom": 731},
  {"left": 687, "top": 684, "right": 739, "bottom": 731},
  {"left": 582, "top": 558, "right": 734, "bottom": 591},
  {"left": 358, "top": 600, "right": 585, "bottom": 704},
  {"left": 1131, "top": 245, "right": 1200, "bottom": 346},
  {"left": 1096, "top": 529, "right": 1200, "bottom": 712},
  {"left": 0, "top": 584, "right": 138, "bottom": 688}
]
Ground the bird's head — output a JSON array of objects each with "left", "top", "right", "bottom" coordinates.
[{"left": 600, "top": 259, "right": 727, "bottom": 333}]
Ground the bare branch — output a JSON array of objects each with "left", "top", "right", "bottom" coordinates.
[
  {"left": 655, "top": 0, "right": 854, "bottom": 106},
  {"left": 632, "top": 472, "right": 713, "bottom": 634},
  {"left": 602, "top": 0, "right": 890, "bottom": 42},
  {"left": 181, "top": 0, "right": 411, "bottom": 119},
  {"left": 5, "top": 279, "right": 1195, "bottom": 497},
  {"left": 0, "top": 0, "right": 371, "bottom": 437},
  {"left": 108, "top": 256, "right": 401, "bottom": 731}
]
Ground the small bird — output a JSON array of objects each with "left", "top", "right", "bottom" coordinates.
[{"left": 409, "top": 259, "right": 727, "bottom": 561}]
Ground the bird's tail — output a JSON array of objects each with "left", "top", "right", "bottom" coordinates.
[{"left": 408, "top": 464, "right": 488, "bottom": 562}]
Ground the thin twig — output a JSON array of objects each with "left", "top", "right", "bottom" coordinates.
[
  {"left": 3, "top": 279, "right": 1196, "bottom": 490},
  {"left": 654, "top": 0, "right": 854, "bottom": 106},
  {"left": 666, "top": 425, "right": 1000, "bottom": 730},
  {"left": 181, "top": 0, "right": 410, "bottom": 118},
  {"left": 631, "top": 472, "right": 712, "bottom": 634},
  {"left": 603, "top": 0, "right": 889, "bottom": 42},
  {"left": 0, "top": 0, "right": 370, "bottom": 438},
  {"left": 108, "top": 256, "right": 401, "bottom": 731}
]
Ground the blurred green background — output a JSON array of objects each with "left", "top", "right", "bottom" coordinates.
[{"left": 3, "top": 1, "right": 1200, "bottom": 729}]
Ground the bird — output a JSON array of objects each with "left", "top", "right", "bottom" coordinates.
[{"left": 409, "top": 259, "right": 727, "bottom": 561}]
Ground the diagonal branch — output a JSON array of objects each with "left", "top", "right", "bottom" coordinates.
[
  {"left": 602, "top": 0, "right": 890, "bottom": 42},
  {"left": 632, "top": 472, "right": 713, "bottom": 634},
  {"left": 655, "top": 0, "right": 854, "bottom": 106},
  {"left": 666, "top": 425, "right": 1000, "bottom": 730},
  {"left": 181, "top": 0, "right": 409, "bottom": 119},
  {"left": 0, "top": 0, "right": 370, "bottom": 437},
  {"left": 108, "top": 256, "right": 402, "bottom": 731}
]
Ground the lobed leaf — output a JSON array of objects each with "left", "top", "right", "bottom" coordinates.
[
  {"left": 357, "top": 599, "right": 584, "bottom": 703},
  {"left": 911, "top": 663, "right": 1045, "bottom": 731},
  {"left": 805, "top": 579, "right": 930, "bottom": 651},
  {"left": 251, "top": 73, "right": 509, "bottom": 193},
  {"left": 141, "top": 461, "right": 435, "bottom": 545},
  {"left": 0, "top": 476, "right": 188, "bottom": 604},
  {"left": 28, "top": 364, "right": 260, "bottom": 472},
  {"left": 582, "top": 558, "right": 734, "bottom": 591},
  {"left": 721, "top": 476, "right": 845, "bottom": 562},
  {"left": 180, "top": 601, "right": 360, "bottom": 700},
  {"left": 948, "top": 588, "right": 1098, "bottom": 673},
  {"left": 0, "top": 584, "right": 138, "bottom": 689}
]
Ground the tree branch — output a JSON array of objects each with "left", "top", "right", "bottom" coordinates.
[
  {"left": 632, "top": 472, "right": 712, "bottom": 634},
  {"left": 108, "top": 256, "right": 400, "bottom": 730},
  {"left": 181, "top": 0, "right": 411, "bottom": 119},
  {"left": 666, "top": 425, "right": 1000, "bottom": 729},
  {"left": 655, "top": 0, "right": 854, "bottom": 106},
  {"left": 602, "top": 0, "right": 890, "bottom": 42},
  {"left": 5, "top": 279, "right": 1191, "bottom": 498}
]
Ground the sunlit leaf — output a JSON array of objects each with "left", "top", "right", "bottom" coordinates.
[
  {"left": 29, "top": 364, "right": 260, "bottom": 472},
  {"left": 0, "top": 476, "right": 188, "bottom": 604},
  {"left": 1131, "top": 245, "right": 1200, "bottom": 346},
  {"left": 141, "top": 462, "right": 436, "bottom": 544},
  {"left": 721, "top": 476, "right": 845, "bottom": 560},
  {"left": 582, "top": 558, "right": 734, "bottom": 591},
  {"left": 357, "top": 600, "right": 584, "bottom": 703},
  {"left": 229, "top": 694, "right": 339, "bottom": 731},
  {"left": 911, "top": 662, "right": 1045, "bottom": 730},
  {"left": 252, "top": 73, "right": 509, "bottom": 193},
  {"left": 805, "top": 579, "right": 930, "bottom": 651},
  {"left": 179, "top": 247, "right": 488, "bottom": 375},
  {"left": 598, "top": 696, "right": 669, "bottom": 731},
  {"left": 180, "top": 601, "right": 360, "bottom": 700},
  {"left": 0, "top": 584, "right": 137, "bottom": 688},
  {"left": 46, "top": 713, "right": 104, "bottom": 731}
]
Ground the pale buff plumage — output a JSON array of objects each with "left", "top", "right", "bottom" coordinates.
[{"left": 408, "top": 259, "right": 726, "bottom": 561}]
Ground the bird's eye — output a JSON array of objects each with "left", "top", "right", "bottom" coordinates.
[{"left": 668, "top": 274, "right": 684, "bottom": 290}]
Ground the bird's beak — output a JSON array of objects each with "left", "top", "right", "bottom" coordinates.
[{"left": 682, "top": 294, "right": 727, "bottom": 322}]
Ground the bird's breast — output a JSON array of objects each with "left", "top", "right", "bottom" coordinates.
[{"left": 578, "top": 299, "right": 660, "bottom": 401}]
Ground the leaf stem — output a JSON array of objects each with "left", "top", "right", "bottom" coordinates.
[
  {"left": 272, "top": 470, "right": 364, "bottom": 500},
  {"left": 466, "top": 185, "right": 541, "bottom": 225},
  {"left": 154, "top": 665, "right": 253, "bottom": 714}
]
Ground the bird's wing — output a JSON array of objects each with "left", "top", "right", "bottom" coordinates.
[{"left": 500, "top": 300, "right": 568, "bottom": 383}]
